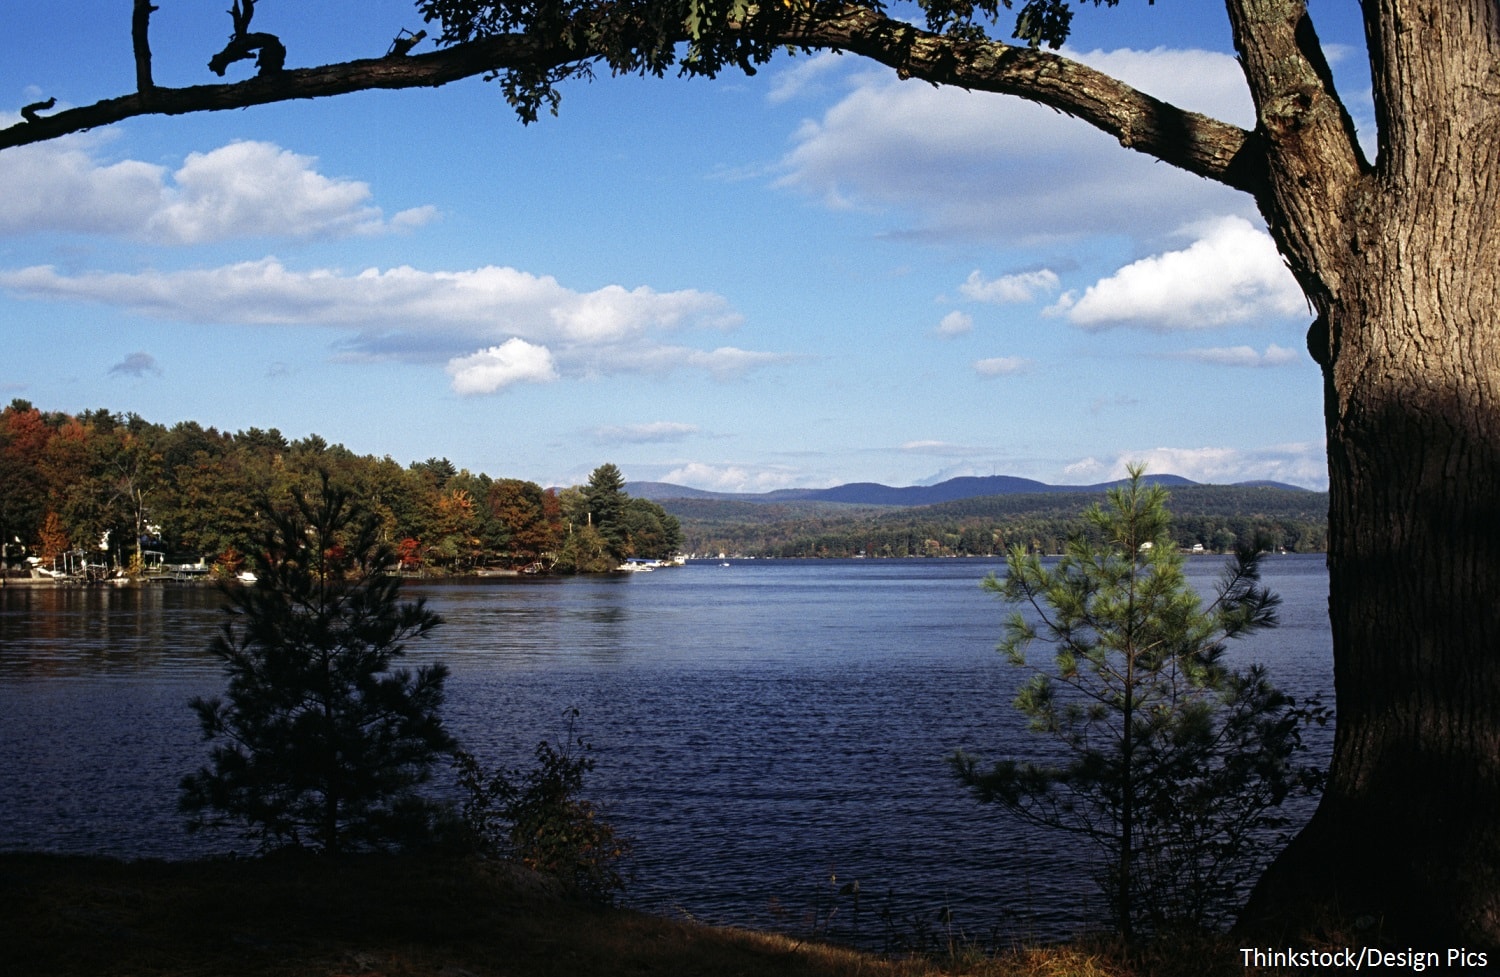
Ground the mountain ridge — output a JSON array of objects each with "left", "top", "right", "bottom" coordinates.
[{"left": 627, "top": 473, "right": 1310, "bottom": 507}]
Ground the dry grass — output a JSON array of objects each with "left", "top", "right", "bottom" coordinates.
[{"left": 1, "top": 853, "right": 1273, "bottom": 977}]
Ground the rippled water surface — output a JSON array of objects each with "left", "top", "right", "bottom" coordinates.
[{"left": 0, "top": 556, "right": 1332, "bottom": 943}]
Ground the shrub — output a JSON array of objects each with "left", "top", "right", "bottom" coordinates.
[{"left": 455, "top": 710, "right": 630, "bottom": 902}]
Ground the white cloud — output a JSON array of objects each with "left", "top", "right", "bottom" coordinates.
[
  {"left": 975, "top": 356, "right": 1031, "bottom": 376},
  {"left": 0, "top": 258, "right": 781, "bottom": 387},
  {"left": 767, "top": 50, "right": 849, "bottom": 104},
  {"left": 574, "top": 344, "right": 794, "bottom": 379},
  {"left": 1075, "top": 47, "right": 1256, "bottom": 128},
  {"left": 1177, "top": 343, "right": 1302, "bottom": 367},
  {"left": 592, "top": 422, "right": 701, "bottom": 444},
  {"left": 0, "top": 135, "right": 165, "bottom": 237},
  {"left": 0, "top": 258, "right": 731, "bottom": 340},
  {"left": 776, "top": 47, "right": 1257, "bottom": 242},
  {"left": 1069, "top": 444, "right": 1329, "bottom": 489},
  {"left": 936, "top": 310, "right": 973, "bottom": 337},
  {"left": 960, "top": 269, "right": 1059, "bottom": 304},
  {"left": 1062, "top": 456, "right": 1108, "bottom": 481},
  {"left": 1047, "top": 217, "right": 1306, "bottom": 330},
  {"left": 0, "top": 139, "right": 433, "bottom": 242},
  {"left": 661, "top": 462, "right": 807, "bottom": 493},
  {"left": 446, "top": 339, "right": 558, "bottom": 394}
]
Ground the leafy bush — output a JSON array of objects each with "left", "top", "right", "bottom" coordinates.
[{"left": 455, "top": 711, "right": 630, "bottom": 902}]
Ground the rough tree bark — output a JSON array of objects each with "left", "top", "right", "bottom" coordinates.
[
  {"left": 2, "top": 0, "right": 1497, "bottom": 946},
  {"left": 1233, "top": 0, "right": 1500, "bottom": 945}
]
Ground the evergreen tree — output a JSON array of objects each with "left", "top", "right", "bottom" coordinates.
[
  {"left": 180, "top": 472, "right": 454, "bottom": 854},
  {"left": 950, "top": 467, "right": 1323, "bottom": 939},
  {"left": 583, "top": 463, "right": 629, "bottom": 562},
  {"left": 622, "top": 497, "right": 682, "bottom": 560}
]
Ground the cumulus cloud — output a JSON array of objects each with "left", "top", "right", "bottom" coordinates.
[
  {"left": 108, "top": 351, "right": 161, "bottom": 378},
  {"left": 975, "top": 356, "right": 1031, "bottom": 376},
  {"left": 0, "top": 258, "right": 783, "bottom": 391},
  {"left": 1062, "top": 456, "right": 1110, "bottom": 481},
  {"left": 661, "top": 462, "right": 807, "bottom": 493},
  {"left": 1176, "top": 343, "right": 1302, "bottom": 367},
  {"left": 446, "top": 339, "right": 559, "bottom": 394},
  {"left": 1047, "top": 217, "right": 1307, "bottom": 330},
  {"left": 776, "top": 47, "right": 1256, "bottom": 242},
  {"left": 0, "top": 138, "right": 434, "bottom": 242},
  {"left": 936, "top": 310, "right": 973, "bottom": 337},
  {"left": 767, "top": 50, "right": 849, "bottom": 104},
  {"left": 960, "top": 269, "right": 1060, "bottom": 304},
  {"left": 1064, "top": 444, "right": 1328, "bottom": 489},
  {"left": 592, "top": 421, "right": 701, "bottom": 444}
]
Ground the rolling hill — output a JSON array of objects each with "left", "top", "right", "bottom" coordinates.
[{"left": 627, "top": 473, "right": 1304, "bottom": 507}]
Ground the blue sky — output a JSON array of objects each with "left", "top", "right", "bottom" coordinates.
[{"left": 0, "top": 1, "right": 1369, "bottom": 492}]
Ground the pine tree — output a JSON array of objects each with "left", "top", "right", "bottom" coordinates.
[
  {"left": 180, "top": 472, "right": 454, "bottom": 854},
  {"left": 951, "top": 467, "right": 1324, "bottom": 939},
  {"left": 583, "top": 463, "right": 629, "bottom": 562}
]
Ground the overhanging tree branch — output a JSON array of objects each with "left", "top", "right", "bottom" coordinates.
[
  {"left": 780, "top": 4, "right": 1270, "bottom": 197},
  {"left": 2, "top": 3, "right": 1265, "bottom": 197},
  {"left": 0, "top": 34, "right": 589, "bottom": 151}
]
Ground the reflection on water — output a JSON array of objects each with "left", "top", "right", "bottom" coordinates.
[{"left": 0, "top": 556, "right": 1332, "bottom": 943}]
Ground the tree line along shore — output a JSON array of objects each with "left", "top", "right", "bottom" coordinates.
[
  {"left": 668, "top": 484, "right": 1327, "bottom": 560},
  {"left": 0, "top": 400, "right": 1326, "bottom": 580},
  {"left": 0, "top": 401, "right": 679, "bottom": 580}
]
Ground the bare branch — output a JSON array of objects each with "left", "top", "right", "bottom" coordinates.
[
  {"left": 0, "top": 35, "right": 586, "bottom": 151},
  {"left": 132, "top": 0, "right": 158, "bottom": 93},
  {"left": 20, "top": 98, "right": 56, "bottom": 124}
]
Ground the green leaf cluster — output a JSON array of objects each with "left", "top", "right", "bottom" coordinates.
[
  {"left": 950, "top": 466, "right": 1325, "bottom": 939},
  {"left": 411, "top": 0, "right": 1147, "bottom": 122},
  {"left": 454, "top": 710, "right": 631, "bottom": 902}
]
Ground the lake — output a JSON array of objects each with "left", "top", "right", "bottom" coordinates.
[{"left": 0, "top": 554, "right": 1332, "bottom": 946}]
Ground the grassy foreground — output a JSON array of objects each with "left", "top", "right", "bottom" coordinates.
[{"left": 1, "top": 852, "right": 1277, "bottom": 977}]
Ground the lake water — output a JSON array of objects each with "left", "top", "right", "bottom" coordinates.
[{"left": 0, "top": 555, "right": 1332, "bottom": 946}]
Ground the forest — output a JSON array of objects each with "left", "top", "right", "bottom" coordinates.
[
  {"left": 0, "top": 401, "right": 680, "bottom": 577},
  {"left": 0, "top": 399, "right": 1327, "bottom": 577},
  {"left": 668, "top": 484, "right": 1329, "bottom": 559}
]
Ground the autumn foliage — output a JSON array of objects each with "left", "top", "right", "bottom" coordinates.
[{"left": 0, "top": 400, "right": 615, "bottom": 575}]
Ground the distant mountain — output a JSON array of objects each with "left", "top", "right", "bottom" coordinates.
[{"left": 628, "top": 473, "right": 1307, "bottom": 508}]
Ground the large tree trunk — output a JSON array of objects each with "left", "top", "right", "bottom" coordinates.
[
  {"left": 1245, "top": 221, "right": 1500, "bottom": 948},
  {"left": 1241, "top": 2, "right": 1500, "bottom": 943}
]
